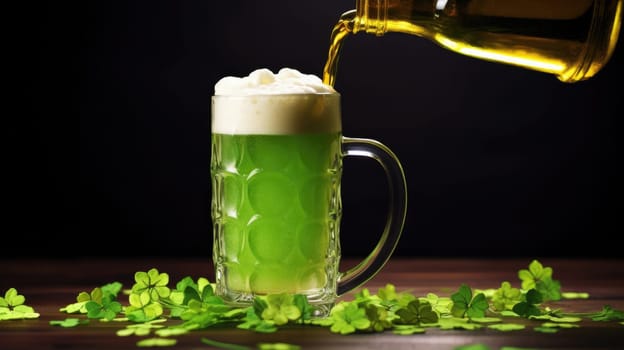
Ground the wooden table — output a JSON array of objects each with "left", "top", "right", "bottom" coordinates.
[{"left": 1, "top": 257, "right": 623, "bottom": 349}]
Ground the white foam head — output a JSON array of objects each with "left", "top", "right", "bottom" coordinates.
[{"left": 212, "top": 68, "right": 341, "bottom": 134}]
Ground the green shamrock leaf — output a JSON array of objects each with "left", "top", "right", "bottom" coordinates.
[
  {"left": 85, "top": 294, "right": 123, "bottom": 320},
  {"left": 328, "top": 301, "right": 371, "bottom": 334},
  {"left": 136, "top": 338, "right": 177, "bottom": 347},
  {"left": 260, "top": 294, "right": 301, "bottom": 326},
  {"left": 512, "top": 289, "right": 543, "bottom": 318},
  {"left": 132, "top": 268, "right": 171, "bottom": 301},
  {"left": 451, "top": 284, "right": 488, "bottom": 319},
  {"left": 419, "top": 293, "right": 452, "bottom": 315},
  {"left": 365, "top": 303, "right": 393, "bottom": 332},
  {"left": 237, "top": 307, "right": 277, "bottom": 333},
  {"left": 491, "top": 281, "right": 522, "bottom": 311},
  {"left": 49, "top": 318, "right": 89, "bottom": 327},
  {"left": 517, "top": 260, "right": 561, "bottom": 301},
  {"left": 396, "top": 299, "right": 438, "bottom": 325},
  {"left": 0, "top": 288, "right": 40, "bottom": 320},
  {"left": 126, "top": 291, "right": 164, "bottom": 322}
]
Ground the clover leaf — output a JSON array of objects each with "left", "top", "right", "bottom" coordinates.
[
  {"left": 136, "top": 338, "right": 177, "bottom": 347},
  {"left": 328, "top": 301, "right": 371, "bottom": 334},
  {"left": 451, "top": 284, "right": 488, "bottom": 319},
  {"left": 49, "top": 318, "right": 89, "bottom": 327},
  {"left": 116, "top": 319, "right": 166, "bottom": 336},
  {"left": 132, "top": 268, "right": 171, "bottom": 301},
  {"left": 125, "top": 291, "right": 164, "bottom": 322},
  {"left": 85, "top": 294, "right": 123, "bottom": 320},
  {"left": 364, "top": 303, "right": 393, "bottom": 332},
  {"left": 260, "top": 294, "right": 301, "bottom": 326},
  {"left": 491, "top": 282, "right": 523, "bottom": 311},
  {"left": 396, "top": 299, "right": 438, "bottom": 326},
  {"left": 420, "top": 293, "right": 452, "bottom": 315},
  {"left": 0, "top": 288, "right": 40, "bottom": 320},
  {"left": 518, "top": 260, "right": 561, "bottom": 301},
  {"left": 512, "top": 289, "right": 543, "bottom": 318},
  {"left": 237, "top": 307, "right": 277, "bottom": 333}
]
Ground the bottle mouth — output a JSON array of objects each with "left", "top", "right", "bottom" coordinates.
[{"left": 354, "top": 0, "right": 387, "bottom": 35}]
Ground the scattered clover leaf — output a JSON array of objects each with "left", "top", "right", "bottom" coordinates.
[
  {"left": 292, "top": 294, "right": 315, "bottom": 322},
  {"left": 60, "top": 290, "right": 94, "bottom": 314},
  {"left": 49, "top": 318, "right": 89, "bottom": 327},
  {"left": 132, "top": 268, "right": 171, "bottom": 301},
  {"left": 85, "top": 294, "right": 122, "bottom": 320},
  {"left": 487, "top": 323, "right": 525, "bottom": 331},
  {"left": 136, "top": 338, "right": 177, "bottom": 347},
  {"left": 491, "top": 281, "right": 522, "bottom": 311},
  {"left": 377, "top": 283, "right": 415, "bottom": 308},
  {"left": 364, "top": 303, "right": 393, "bottom": 332},
  {"left": 512, "top": 289, "right": 543, "bottom": 318},
  {"left": 154, "top": 327, "right": 189, "bottom": 337},
  {"left": 451, "top": 284, "right": 488, "bottom": 319},
  {"left": 534, "top": 326, "right": 559, "bottom": 333},
  {"left": 396, "top": 299, "right": 438, "bottom": 326},
  {"left": 1, "top": 288, "right": 25, "bottom": 309},
  {"left": 259, "top": 294, "right": 301, "bottom": 326},
  {"left": 529, "top": 314, "right": 581, "bottom": 323},
  {"left": 237, "top": 307, "right": 278, "bottom": 333},
  {"left": 0, "top": 288, "right": 40, "bottom": 320},
  {"left": 561, "top": 292, "right": 589, "bottom": 299},
  {"left": 328, "top": 301, "right": 371, "bottom": 334},
  {"left": 518, "top": 260, "right": 561, "bottom": 301},
  {"left": 116, "top": 319, "right": 166, "bottom": 336},
  {"left": 419, "top": 293, "right": 452, "bottom": 315},
  {"left": 125, "top": 291, "right": 164, "bottom": 322}
]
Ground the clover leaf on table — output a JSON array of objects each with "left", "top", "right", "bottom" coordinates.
[
  {"left": 518, "top": 260, "right": 561, "bottom": 301},
  {"left": 85, "top": 293, "right": 123, "bottom": 320},
  {"left": 327, "top": 301, "right": 371, "bottom": 334},
  {"left": 0, "top": 288, "right": 40, "bottom": 320},
  {"left": 491, "top": 281, "right": 523, "bottom": 312},
  {"left": 512, "top": 289, "right": 543, "bottom": 318},
  {"left": 451, "top": 284, "right": 488, "bottom": 319},
  {"left": 395, "top": 299, "right": 438, "bottom": 326},
  {"left": 258, "top": 294, "right": 301, "bottom": 326},
  {"left": 125, "top": 291, "right": 164, "bottom": 322},
  {"left": 131, "top": 268, "right": 171, "bottom": 302},
  {"left": 49, "top": 318, "right": 89, "bottom": 327}
]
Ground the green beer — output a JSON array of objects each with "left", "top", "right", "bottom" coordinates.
[
  {"left": 211, "top": 85, "right": 343, "bottom": 306},
  {"left": 211, "top": 132, "right": 342, "bottom": 301},
  {"left": 211, "top": 68, "right": 407, "bottom": 314}
]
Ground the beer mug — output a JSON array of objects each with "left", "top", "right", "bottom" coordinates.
[{"left": 210, "top": 68, "right": 407, "bottom": 315}]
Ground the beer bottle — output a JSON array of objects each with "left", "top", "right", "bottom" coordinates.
[{"left": 325, "top": 0, "right": 621, "bottom": 85}]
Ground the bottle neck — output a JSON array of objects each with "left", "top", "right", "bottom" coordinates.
[
  {"left": 354, "top": 0, "right": 388, "bottom": 35},
  {"left": 354, "top": 0, "right": 436, "bottom": 36}
]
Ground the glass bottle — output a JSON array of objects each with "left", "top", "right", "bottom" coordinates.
[{"left": 326, "top": 0, "right": 622, "bottom": 84}]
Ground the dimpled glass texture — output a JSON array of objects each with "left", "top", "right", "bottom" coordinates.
[{"left": 211, "top": 132, "right": 342, "bottom": 306}]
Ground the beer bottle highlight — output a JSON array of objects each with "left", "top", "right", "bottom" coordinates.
[{"left": 325, "top": 0, "right": 622, "bottom": 85}]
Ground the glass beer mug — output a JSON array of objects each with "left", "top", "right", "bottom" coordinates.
[{"left": 211, "top": 68, "right": 407, "bottom": 316}]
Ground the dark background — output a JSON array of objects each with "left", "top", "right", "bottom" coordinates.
[{"left": 10, "top": 1, "right": 621, "bottom": 259}]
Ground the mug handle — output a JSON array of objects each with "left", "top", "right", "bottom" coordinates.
[{"left": 337, "top": 136, "right": 408, "bottom": 295}]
